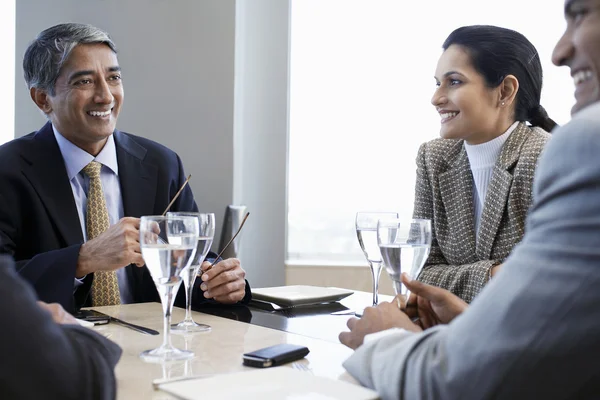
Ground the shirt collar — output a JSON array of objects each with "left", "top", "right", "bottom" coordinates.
[
  {"left": 52, "top": 125, "right": 119, "bottom": 180},
  {"left": 464, "top": 121, "right": 519, "bottom": 169}
]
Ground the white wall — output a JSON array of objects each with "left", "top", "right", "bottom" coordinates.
[{"left": 15, "top": 0, "right": 289, "bottom": 287}]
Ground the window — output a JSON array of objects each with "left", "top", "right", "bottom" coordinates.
[
  {"left": 287, "top": 0, "right": 572, "bottom": 265},
  {"left": 0, "top": 0, "right": 15, "bottom": 145}
]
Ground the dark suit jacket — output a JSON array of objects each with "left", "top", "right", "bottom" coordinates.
[
  {"left": 0, "top": 122, "right": 250, "bottom": 312},
  {"left": 0, "top": 254, "right": 122, "bottom": 399},
  {"left": 413, "top": 123, "right": 551, "bottom": 302}
]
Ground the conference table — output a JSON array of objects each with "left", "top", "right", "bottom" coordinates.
[{"left": 89, "top": 290, "right": 391, "bottom": 399}]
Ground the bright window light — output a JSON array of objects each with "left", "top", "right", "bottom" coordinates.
[{"left": 288, "top": 0, "right": 572, "bottom": 264}]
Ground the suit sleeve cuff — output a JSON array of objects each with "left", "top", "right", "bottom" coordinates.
[{"left": 364, "top": 327, "right": 411, "bottom": 344}]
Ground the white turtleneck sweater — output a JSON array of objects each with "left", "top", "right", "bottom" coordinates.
[{"left": 464, "top": 121, "right": 519, "bottom": 239}]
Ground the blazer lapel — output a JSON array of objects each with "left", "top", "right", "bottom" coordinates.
[
  {"left": 476, "top": 123, "right": 530, "bottom": 259},
  {"left": 438, "top": 141, "right": 477, "bottom": 261},
  {"left": 114, "top": 131, "right": 158, "bottom": 218},
  {"left": 20, "top": 123, "right": 83, "bottom": 246}
]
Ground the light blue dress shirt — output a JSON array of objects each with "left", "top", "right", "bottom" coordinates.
[{"left": 53, "top": 126, "right": 133, "bottom": 303}]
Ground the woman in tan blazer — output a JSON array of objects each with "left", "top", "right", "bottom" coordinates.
[{"left": 415, "top": 25, "right": 557, "bottom": 303}]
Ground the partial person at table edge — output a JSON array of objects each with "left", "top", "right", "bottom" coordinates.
[{"left": 0, "top": 254, "right": 121, "bottom": 399}]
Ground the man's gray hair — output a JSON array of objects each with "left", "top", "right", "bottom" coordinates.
[{"left": 23, "top": 23, "right": 117, "bottom": 95}]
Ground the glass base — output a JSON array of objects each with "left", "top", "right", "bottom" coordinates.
[
  {"left": 140, "top": 345, "right": 194, "bottom": 363},
  {"left": 171, "top": 320, "right": 211, "bottom": 333}
]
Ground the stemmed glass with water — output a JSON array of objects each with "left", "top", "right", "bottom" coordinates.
[
  {"left": 377, "top": 218, "right": 432, "bottom": 303},
  {"left": 168, "top": 212, "right": 215, "bottom": 333},
  {"left": 139, "top": 215, "right": 198, "bottom": 362},
  {"left": 356, "top": 212, "right": 399, "bottom": 306}
]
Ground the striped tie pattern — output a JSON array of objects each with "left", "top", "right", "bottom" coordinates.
[{"left": 82, "top": 161, "right": 121, "bottom": 306}]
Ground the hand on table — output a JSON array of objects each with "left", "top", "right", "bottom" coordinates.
[
  {"left": 338, "top": 300, "right": 422, "bottom": 350},
  {"left": 37, "top": 301, "right": 79, "bottom": 325},
  {"left": 76, "top": 217, "right": 144, "bottom": 277},
  {"left": 401, "top": 273, "right": 468, "bottom": 329},
  {"left": 490, "top": 263, "right": 503, "bottom": 277},
  {"left": 199, "top": 258, "right": 246, "bottom": 304}
]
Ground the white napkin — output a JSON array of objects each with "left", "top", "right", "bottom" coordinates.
[{"left": 159, "top": 367, "right": 378, "bottom": 400}]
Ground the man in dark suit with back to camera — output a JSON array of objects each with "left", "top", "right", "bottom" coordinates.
[
  {"left": 0, "top": 254, "right": 121, "bottom": 399},
  {"left": 0, "top": 23, "right": 250, "bottom": 312}
]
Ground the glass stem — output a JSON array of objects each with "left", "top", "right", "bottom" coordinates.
[
  {"left": 183, "top": 267, "right": 195, "bottom": 322},
  {"left": 370, "top": 261, "right": 383, "bottom": 306},
  {"left": 393, "top": 280, "right": 403, "bottom": 296},
  {"left": 160, "top": 284, "right": 177, "bottom": 349}
]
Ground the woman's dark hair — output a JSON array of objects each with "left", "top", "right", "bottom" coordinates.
[{"left": 443, "top": 25, "right": 558, "bottom": 132}]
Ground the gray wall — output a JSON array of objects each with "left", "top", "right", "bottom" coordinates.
[
  {"left": 15, "top": 0, "right": 288, "bottom": 287},
  {"left": 233, "top": 1, "right": 289, "bottom": 287}
]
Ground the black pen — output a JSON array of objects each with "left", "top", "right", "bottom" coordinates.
[{"left": 91, "top": 310, "right": 159, "bottom": 335}]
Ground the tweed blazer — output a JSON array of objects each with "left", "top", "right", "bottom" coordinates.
[{"left": 414, "top": 122, "right": 551, "bottom": 302}]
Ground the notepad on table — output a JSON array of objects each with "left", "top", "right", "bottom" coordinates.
[
  {"left": 158, "top": 367, "right": 379, "bottom": 400},
  {"left": 251, "top": 285, "right": 354, "bottom": 308}
]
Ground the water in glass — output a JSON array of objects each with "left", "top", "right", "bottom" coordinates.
[
  {"left": 379, "top": 243, "right": 430, "bottom": 294},
  {"left": 167, "top": 212, "right": 215, "bottom": 333},
  {"left": 377, "top": 218, "right": 432, "bottom": 302},
  {"left": 139, "top": 215, "right": 198, "bottom": 362}
]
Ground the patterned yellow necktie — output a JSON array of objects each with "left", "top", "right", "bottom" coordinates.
[{"left": 82, "top": 161, "right": 121, "bottom": 306}]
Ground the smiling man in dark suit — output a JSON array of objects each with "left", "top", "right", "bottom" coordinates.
[{"left": 0, "top": 23, "right": 250, "bottom": 312}]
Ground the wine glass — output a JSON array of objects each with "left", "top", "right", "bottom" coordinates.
[
  {"left": 377, "top": 218, "right": 432, "bottom": 303},
  {"left": 139, "top": 215, "right": 198, "bottom": 362},
  {"left": 356, "top": 212, "right": 398, "bottom": 306},
  {"left": 168, "top": 212, "right": 215, "bottom": 333}
]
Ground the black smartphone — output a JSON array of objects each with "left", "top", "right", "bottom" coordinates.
[
  {"left": 242, "top": 343, "right": 310, "bottom": 368},
  {"left": 75, "top": 309, "right": 110, "bottom": 325}
]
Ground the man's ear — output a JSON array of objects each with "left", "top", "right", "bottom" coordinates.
[
  {"left": 498, "top": 74, "right": 519, "bottom": 108},
  {"left": 30, "top": 87, "right": 53, "bottom": 114}
]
